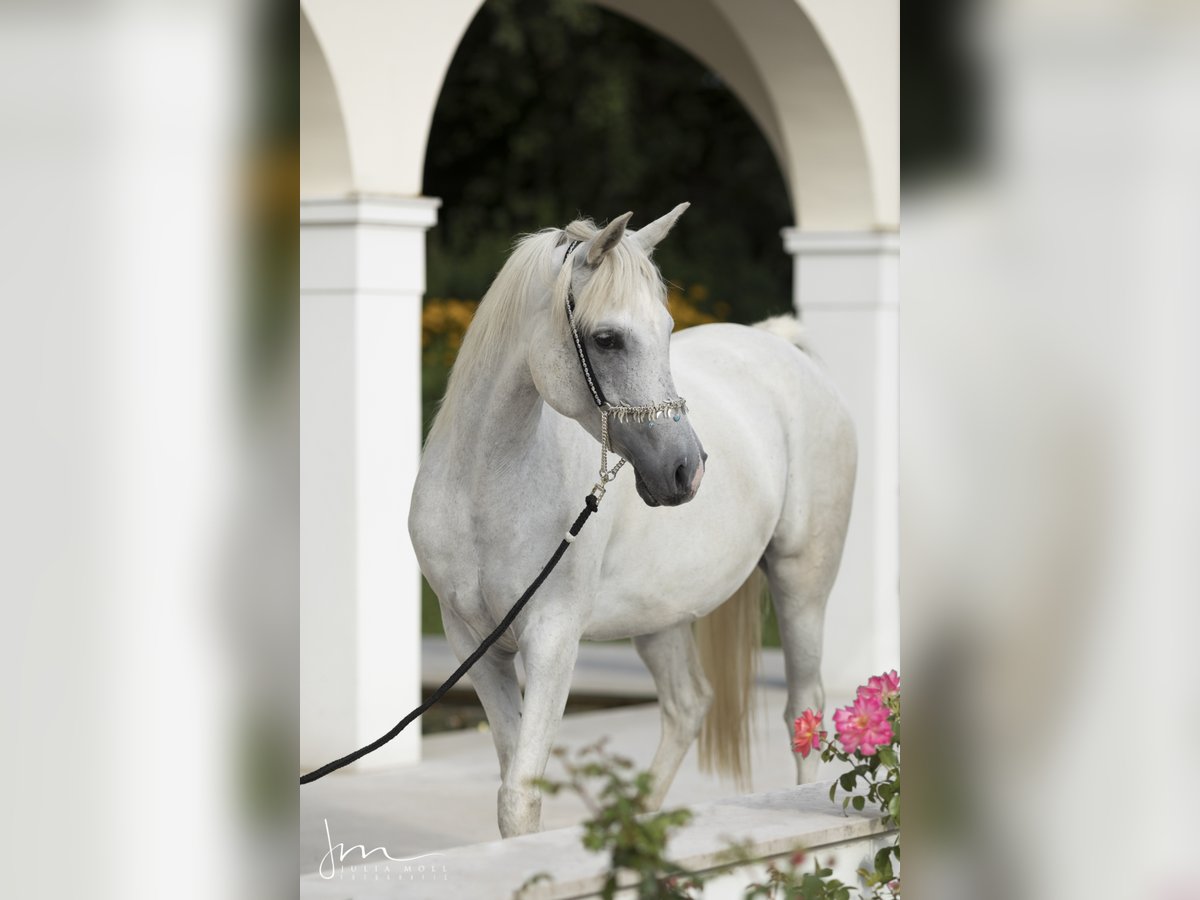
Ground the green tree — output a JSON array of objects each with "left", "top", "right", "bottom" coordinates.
[{"left": 423, "top": 0, "right": 794, "bottom": 324}]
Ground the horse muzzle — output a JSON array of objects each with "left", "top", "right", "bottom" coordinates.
[{"left": 632, "top": 448, "right": 705, "bottom": 507}]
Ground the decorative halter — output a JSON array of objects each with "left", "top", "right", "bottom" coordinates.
[{"left": 561, "top": 238, "right": 688, "bottom": 500}]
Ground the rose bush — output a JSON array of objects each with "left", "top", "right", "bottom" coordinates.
[
  {"left": 782, "top": 669, "right": 901, "bottom": 899},
  {"left": 523, "top": 671, "right": 901, "bottom": 899}
]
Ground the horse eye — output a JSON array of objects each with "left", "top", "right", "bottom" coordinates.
[{"left": 592, "top": 332, "right": 623, "bottom": 351}]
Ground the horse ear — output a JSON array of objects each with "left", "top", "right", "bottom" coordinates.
[
  {"left": 585, "top": 212, "right": 634, "bottom": 266},
  {"left": 633, "top": 202, "right": 690, "bottom": 254}
]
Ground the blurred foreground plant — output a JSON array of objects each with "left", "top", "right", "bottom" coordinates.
[
  {"left": 744, "top": 851, "right": 857, "bottom": 900},
  {"left": 515, "top": 670, "right": 899, "bottom": 899},
  {"left": 521, "top": 740, "right": 701, "bottom": 899}
]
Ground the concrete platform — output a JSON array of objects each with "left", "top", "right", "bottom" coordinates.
[
  {"left": 301, "top": 781, "right": 890, "bottom": 899},
  {"left": 301, "top": 639, "right": 854, "bottom": 879}
]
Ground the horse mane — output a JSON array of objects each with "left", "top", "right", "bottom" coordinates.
[{"left": 428, "top": 218, "right": 665, "bottom": 444}]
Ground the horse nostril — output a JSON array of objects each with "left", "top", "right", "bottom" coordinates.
[{"left": 674, "top": 461, "right": 690, "bottom": 494}]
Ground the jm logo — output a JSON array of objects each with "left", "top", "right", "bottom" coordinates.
[{"left": 319, "top": 819, "right": 447, "bottom": 880}]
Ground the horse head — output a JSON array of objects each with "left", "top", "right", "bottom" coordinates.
[{"left": 528, "top": 203, "right": 706, "bottom": 507}]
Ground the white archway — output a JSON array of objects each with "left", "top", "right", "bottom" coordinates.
[
  {"left": 594, "top": 0, "right": 897, "bottom": 229},
  {"left": 300, "top": 0, "right": 898, "bottom": 770},
  {"left": 302, "top": 0, "right": 896, "bottom": 226},
  {"left": 299, "top": 11, "right": 352, "bottom": 195}
]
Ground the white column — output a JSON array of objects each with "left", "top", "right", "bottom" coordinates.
[
  {"left": 300, "top": 195, "right": 440, "bottom": 769},
  {"left": 781, "top": 229, "right": 899, "bottom": 694}
]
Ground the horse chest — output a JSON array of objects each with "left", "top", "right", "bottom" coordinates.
[{"left": 412, "top": 465, "right": 583, "bottom": 619}]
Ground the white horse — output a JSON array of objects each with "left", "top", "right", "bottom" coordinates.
[{"left": 410, "top": 204, "right": 856, "bottom": 838}]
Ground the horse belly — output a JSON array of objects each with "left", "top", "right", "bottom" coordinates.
[
  {"left": 585, "top": 557, "right": 760, "bottom": 640},
  {"left": 584, "top": 435, "right": 783, "bottom": 639}
]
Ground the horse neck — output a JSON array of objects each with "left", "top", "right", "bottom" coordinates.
[{"left": 441, "top": 334, "right": 547, "bottom": 471}]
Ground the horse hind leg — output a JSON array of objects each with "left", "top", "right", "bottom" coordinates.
[
  {"left": 633, "top": 623, "right": 713, "bottom": 810},
  {"left": 766, "top": 547, "right": 842, "bottom": 784}
]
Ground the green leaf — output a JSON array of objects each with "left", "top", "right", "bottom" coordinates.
[
  {"left": 516, "top": 870, "right": 553, "bottom": 898},
  {"left": 852, "top": 795, "right": 865, "bottom": 811}
]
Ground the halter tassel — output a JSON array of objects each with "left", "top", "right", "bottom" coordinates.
[{"left": 604, "top": 398, "right": 688, "bottom": 424}]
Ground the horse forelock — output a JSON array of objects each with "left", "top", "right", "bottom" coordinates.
[{"left": 554, "top": 218, "right": 666, "bottom": 333}]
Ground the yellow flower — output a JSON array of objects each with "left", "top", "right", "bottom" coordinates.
[{"left": 667, "top": 290, "right": 718, "bottom": 332}]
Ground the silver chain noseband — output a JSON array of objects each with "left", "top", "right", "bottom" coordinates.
[{"left": 561, "top": 239, "right": 688, "bottom": 500}]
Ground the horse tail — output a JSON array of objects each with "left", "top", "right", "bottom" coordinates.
[{"left": 695, "top": 567, "right": 766, "bottom": 791}]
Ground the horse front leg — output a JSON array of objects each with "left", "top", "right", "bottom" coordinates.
[
  {"left": 498, "top": 618, "right": 580, "bottom": 838},
  {"left": 441, "top": 606, "right": 523, "bottom": 781}
]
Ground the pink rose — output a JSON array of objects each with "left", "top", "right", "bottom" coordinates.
[
  {"left": 858, "top": 669, "right": 900, "bottom": 705},
  {"left": 833, "top": 693, "right": 893, "bottom": 756},
  {"left": 792, "top": 709, "right": 826, "bottom": 758}
]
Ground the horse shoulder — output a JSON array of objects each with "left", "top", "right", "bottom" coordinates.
[{"left": 409, "top": 448, "right": 466, "bottom": 580}]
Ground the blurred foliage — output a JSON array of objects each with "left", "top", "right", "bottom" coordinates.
[
  {"left": 901, "top": 0, "right": 981, "bottom": 184},
  {"left": 243, "top": 0, "right": 298, "bottom": 402},
  {"left": 522, "top": 741, "right": 702, "bottom": 900},
  {"left": 423, "top": 0, "right": 793, "bottom": 323},
  {"left": 242, "top": 0, "right": 296, "bottom": 819}
]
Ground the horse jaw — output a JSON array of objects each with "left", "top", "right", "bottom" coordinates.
[{"left": 634, "top": 468, "right": 661, "bottom": 507}]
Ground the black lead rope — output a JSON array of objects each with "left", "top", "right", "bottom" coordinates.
[{"left": 299, "top": 493, "right": 600, "bottom": 785}]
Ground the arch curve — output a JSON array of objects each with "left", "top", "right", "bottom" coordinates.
[
  {"left": 300, "top": 8, "right": 353, "bottom": 195},
  {"left": 593, "top": 0, "right": 882, "bottom": 228},
  {"left": 300, "top": 0, "right": 895, "bottom": 229}
]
